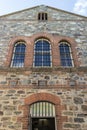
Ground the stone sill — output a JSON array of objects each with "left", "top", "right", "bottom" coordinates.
[{"left": 0, "top": 66, "right": 87, "bottom": 73}]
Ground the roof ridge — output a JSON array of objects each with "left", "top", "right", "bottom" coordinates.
[{"left": 0, "top": 5, "right": 87, "bottom": 19}]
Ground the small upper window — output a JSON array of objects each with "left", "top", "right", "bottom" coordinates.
[
  {"left": 11, "top": 41, "right": 26, "bottom": 68},
  {"left": 38, "top": 13, "right": 48, "bottom": 21},
  {"left": 59, "top": 41, "right": 74, "bottom": 67}
]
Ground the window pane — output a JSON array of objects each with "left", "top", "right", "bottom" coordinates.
[
  {"left": 65, "top": 46, "right": 70, "bottom": 52},
  {"left": 35, "top": 54, "right": 42, "bottom": 66},
  {"left": 11, "top": 42, "right": 26, "bottom": 67},
  {"left": 59, "top": 42, "right": 73, "bottom": 67},
  {"left": 43, "top": 54, "right": 50, "bottom": 60},
  {"left": 43, "top": 61, "right": 50, "bottom": 66},
  {"left": 35, "top": 41, "right": 42, "bottom": 51},
  {"left": 43, "top": 41, "right": 50, "bottom": 51},
  {"left": 67, "top": 59, "right": 73, "bottom": 66},
  {"left": 34, "top": 39, "right": 51, "bottom": 67}
]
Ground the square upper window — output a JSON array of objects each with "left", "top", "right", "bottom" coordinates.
[{"left": 38, "top": 13, "right": 48, "bottom": 21}]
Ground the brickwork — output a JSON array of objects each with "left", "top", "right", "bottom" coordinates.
[
  {"left": 5, "top": 33, "right": 79, "bottom": 68},
  {"left": 0, "top": 70, "right": 86, "bottom": 130},
  {"left": 24, "top": 93, "right": 63, "bottom": 130},
  {"left": 0, "top": 6, "right": 87, "bottom": 66},
  {"left": 0, "top": 5, "right": 87, "bottom": 130},
  {"left": 0, "top": 84, "right": 87, "bottom": 130}
]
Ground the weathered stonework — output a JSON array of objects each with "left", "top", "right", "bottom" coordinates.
[{"left": 0, "top": 5, "right": 87, "bottom": 130}]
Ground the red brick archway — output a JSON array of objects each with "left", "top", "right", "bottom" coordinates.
[
  {"left": 18, "top": 92, "right": 67, "bottom": 130},
  {"left": 25, "top": 92, "right": 60, "bottom": 105}
]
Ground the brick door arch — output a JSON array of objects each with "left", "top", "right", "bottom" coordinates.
[{"left": 18, "top": 92, "right": 67, "bottom": 130}]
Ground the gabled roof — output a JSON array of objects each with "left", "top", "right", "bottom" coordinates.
[{"left": 0, "top": 5, "right": 87, "bottom": 19}]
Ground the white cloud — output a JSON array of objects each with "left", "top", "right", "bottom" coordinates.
[{"left": 73, "top": 0, "right": 87, "bottom": 16}]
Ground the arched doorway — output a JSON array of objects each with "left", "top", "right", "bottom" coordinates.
[
  {"left": 20, "top": 93, "right": 66, "bottom": 130},
  {"left": 30, "top": 101, "right": 55, "bottom": 130}
]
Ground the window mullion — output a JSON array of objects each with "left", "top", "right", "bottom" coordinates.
[{"left": 49, "top": 42, "right": 51, "bottom": 67}]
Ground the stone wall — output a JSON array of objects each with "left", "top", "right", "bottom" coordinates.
[
  {"left": 0, "top": 5, "right": 87, "bottom": 130},
  {"left": 0, "top": 69, "right": 87, "bottom": 88},
  {"left": 0, "top": 70, "right": 87, "bottom": 130},
  {"left": 0, "top": 85, "right": 87, "bottom": 130},
  {"left": 0, "top": 5, "right": 87, "bottom": 66}
]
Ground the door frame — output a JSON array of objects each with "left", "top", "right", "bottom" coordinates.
[{"left": 19, "top": 92, "right": 67, "bottom": 130}]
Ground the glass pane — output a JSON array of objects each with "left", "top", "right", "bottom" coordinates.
[
  {"left": 61, "top": 59, "right": 66, "bottom": 66},
  {"left": 35, "top": 41, "right": 43, "bottom": 51},
  {"left": 34, "top": 39, "right": 51, "bottom": 67},
  {"left": 65, "top": 46, "right": 70, "bottom": 52},
  {"left": 35, "top": 62, "right": 42, "bottom": 66},
  {"left": 11, "top": 43, "right": 26, "bottom": 67},
  {"left": 43, "top": 61, "right": 50, "bottom": 66},
  {"left": 43, "top": 54, "right": 50, "bottom": 60},
  {"left": 43, "top": 41, "right": 50, "bottom": 51},
  {"left": 60, "top": 46, "right": 64, "bottom": 52},
  {"left": 15, "top": 44, "right": 25, "bottom": 53},
  {"left": 67, "top": 60, "right": 72, "bottom": 66},
  {"left": 59, "top": 42, "right": 73, "bottom": 67},
  {"left": 35, "top": 54, "right": 42, "bottom": 66}
]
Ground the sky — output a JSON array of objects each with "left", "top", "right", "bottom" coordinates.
[{"left": 0, "top": 0, "right": 87, "bottom": 17}]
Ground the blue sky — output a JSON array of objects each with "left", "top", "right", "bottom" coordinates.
[{"left": 0, "top": 0, "right": 87, "bottom": 16}]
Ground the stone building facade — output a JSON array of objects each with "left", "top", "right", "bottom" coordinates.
[{"left": 0, "top": 5, "right": 87, "bottom": 130}]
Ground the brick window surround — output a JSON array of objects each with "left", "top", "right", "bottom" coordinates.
[
  {"left": 5, "top": 32, "right": 79, "bottom": 68},
  {"left": 18, "top": 92, "right": 67, "bottom": 130}
]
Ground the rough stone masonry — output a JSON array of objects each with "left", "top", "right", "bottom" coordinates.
[{"left": 0, "top": 5, "right": 87, "bottom": 130}]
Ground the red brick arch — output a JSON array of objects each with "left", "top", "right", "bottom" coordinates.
[
  {"left": 31, "top": 32, "right": 54, "bottom": 44},
  {"left": 18, "top": 92, "right": 67, "bottom": 130},
  {"left": 5, "top": 32, "right": 79, "bottom": 68},
  {"left": 5, "top": 36, "right": 30, "bottom": 67},
  {"left": 25, "top": 92, "right": 61, "bottom": 105}
]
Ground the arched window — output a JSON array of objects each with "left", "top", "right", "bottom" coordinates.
[
  {"left": 34, "top": 39, "right": 52, "bottom": 67},
  {"left": 11, "top": 41, "right": 26, "bottom": 67},
  {"left": 59, "top": 41, "right": 74, "bottom": 67}
]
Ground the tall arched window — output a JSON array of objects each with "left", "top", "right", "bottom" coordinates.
[
  {"left": 34, "top": 39, "right": 52, "bottom": 67},
  {"left": 11, "top": 41, "right": 26, "bottom": 67},
  {"left": 59, "top": 41, "right": 74, "bottom": 67}
]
